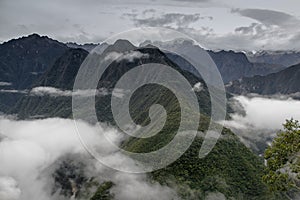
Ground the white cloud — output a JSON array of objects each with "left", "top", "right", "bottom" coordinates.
[
  {"left": 0, "top": 82, "right": 12, "bottom": 86},
  {"left": 29, "top": 86, "right": 126, "bottom": 98},
  {"left": 223, "top": 96, "right": 300, "bottom": 152},
  {"left": 104, "top": 51, "right": 149, "bottom": 62},
  {"left": 192, "top": 82, "right": 203, "bottom": 92},
  {"left": 228, "top": 96, "right": 300, "bottom": 130},
  {"left": 0, "top": 116, "right": 177, "bottom": 200},
  {"left": 0, "top": 177, "right": 21, "bottom": 200},
  {"left": 0, "top": 90, "right": 27, "bottom": 94}
]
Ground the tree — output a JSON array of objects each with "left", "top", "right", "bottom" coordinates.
[{"left": 263, "top": 119, "right": 300, "bottom": 193}]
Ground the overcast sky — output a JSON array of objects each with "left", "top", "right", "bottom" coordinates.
[{"left": 1, "top": 0, "right": 300, "bottom": 50}]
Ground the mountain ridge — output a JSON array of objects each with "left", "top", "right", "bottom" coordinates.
[{"left": 226, "top": 63, "right": 300, "bottom": 95}]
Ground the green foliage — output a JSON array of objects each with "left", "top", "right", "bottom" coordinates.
[
  {"left": 263, "top": 119, "right": 300, "bottom": 192},
  {"left": 90, "top": 181, "right": 114, "bottom": 200}
]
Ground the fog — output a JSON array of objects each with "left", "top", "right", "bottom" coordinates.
[
  {"left": 0, "top": 87, "right": 126, "bottom": 98},
  {"left": 1, "top": 95, "right": 299, "bottom": 199},
  {"left": 0, "top": 117, "right": 177, "bottom": 200},
  {"left": 228, "top": 96, "right": 300, "bottom": 130},
  {"left": 104, "top": 52, "right": 149, "bottom": 62},
  {"left": 224, "top": 96, "right": 300, "bottom": 153}
]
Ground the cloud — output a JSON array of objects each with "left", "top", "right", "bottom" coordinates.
[
  {"left": 234, "top": 23, "right": 265, "bottom": 35},
  {"left": 192, "top": 82, "right": 203, "bottom": 92},
  {"left": 231, "top": 8, "right": 300, "bottom": 27},
  {"left": 223, "top": 96, "right": 300, "bottom": 153},
  {"left": 0, "top": 89, "right": 27, "bottom": 94},
  {"left": 0, "top": 177, "right": 21, "bottom": 200},
  {"left": 227, "top": 96, "right": 300, "bottom": 130},
  {"left": 227, "top": 8, "right": 300, "bottom": 50},
  {"left": 30, "top": 87, "right": 98, "bottom": 97},
  {"left": 104, "top": 51, "right": 149, "bottom": 62},
  {"left": 0, "top": 82, "right": 12, "bottom": 87},
  {"left": 29, "top": 87, "right": 126, "bottom": 98},
  {"left": 205, "top": 191, "right": 226, "bottom": 200},
  {"left": 125, "top": 12, "right": 212, "bottom": 29},
  {"left": 30, "top": 87, "right": 73, "bottom": 96},
  {"left": 122, "top": 7, "right": 300, "bottom": 50},
  {"left": 0, "top": 116, "right": 178, "bottom": 200}
]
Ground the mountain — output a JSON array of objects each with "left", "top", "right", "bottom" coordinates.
[
  {"left": 141, "top": 40, "right": 285, "bottom": 83},
  {"left": 0, "top": 34, "right": 69, "bottom": 112},
  {"left": 36, "top": 48, "right": 89, "bottom": 89},
  {"left": 124, "top": 126, "right": 284, "bottom": 199},
  {"left": 0, "top": 35, "right": 288, "bottom": 199},
  {"left": 66, "top": 42, "right": 103, "bottom": 52},
  {"left": 208, "top": 50, "right": 285, "bottom": 83},
  {"left": 0, "top": 33, "right": 69, "bottom": 89},
  {"left": 226, "top": 63, "right": 300, "bottom": 95},
  {"left": 12, "top": 40, "right": 216, "bottom": 120},
  {"left": 247, "top": 50, "right": 300, "bottom": 67}
]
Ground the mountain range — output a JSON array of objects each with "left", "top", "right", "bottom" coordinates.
[
  {"left": 227, "top": 63, "right": 300, "bottom": 95},
  {"left": 247, "top": 50, "right": 300, "bottom": 67},
  {"left": 0, "top": 34, "right": 298, "bottom": 199}
]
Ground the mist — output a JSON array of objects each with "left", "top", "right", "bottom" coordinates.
[
  {"left": 0, "top": 117, "right": 177, "bottom": 200},
  {"left": 224, "top": 95, "right": 300, "bottom": 153}
]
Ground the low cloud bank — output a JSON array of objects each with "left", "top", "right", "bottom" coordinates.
[
  {"left": 0, "top": 82, "right": 12, "bottom": 86},
  {"left": 0, "top": 117, "right": 177, "bottom": 200},
  {"left": 224, "top": 96, "right": 300, "bottom": 153},
  {"left": 0, "top": 87, "right": 126, "bottom": 98},
  {"left": 0, "top": 177, "right": 21, "bottom": 200},
  {"left": 30, "top": 87, "right": 108, "bottom": 97},
  {"left": 104, "top": 52, "right": 149, "bottom": 62},
  {"left": 228, "top": 96, "right": 300, "bottom": 130}
]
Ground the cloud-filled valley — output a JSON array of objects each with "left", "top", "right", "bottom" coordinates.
[
  {"left": 0, "top": 117, "right": 177, "bottom": 200},
  {"left": 224, "top": 95, "right": 300, "bottom": 153}
]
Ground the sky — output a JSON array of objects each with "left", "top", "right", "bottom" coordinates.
[{"left": 1, "top": 0, "right": 300, "bottom": 50}]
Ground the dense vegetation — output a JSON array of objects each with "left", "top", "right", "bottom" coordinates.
[{"left": 263, "top": 119, "right": 300, "bottom": 196}]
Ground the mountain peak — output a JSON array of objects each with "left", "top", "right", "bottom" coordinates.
[
  {"left": 103, "top": 39, "right": 136, "bottom": 53},
  {"left": 1, "top": 33, "right": 67, "bottom": 49},
  {"left": 113, "top": 39, "right": 135, "bottom": 50},
  {"left": 27, "top": 33, "right": 42, "bottom": 38}
]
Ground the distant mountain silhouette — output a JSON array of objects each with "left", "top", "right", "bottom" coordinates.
[
  {"left": 141, "top": 40, "right": 285, "bottom": 83},
  {"left": 227, "top": 63, "right": 300, "bottom": 95},
  {"left": 208, "top": 50, "right": 284, "bottom": 83}
]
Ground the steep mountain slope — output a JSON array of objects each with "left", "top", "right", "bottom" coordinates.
[
  {"left": 36, "top": 48, "right": 89, "bottom": 89},
  {"left": 125, "top": 126, "right": 285, "bottom": 199},
  {"left": 0, "top": 33, "right": 69, "bottom": 89},
  {"left": 12, "top": 48, "right": 89, "bottom": 118},
  {"left": 208, "top": 50, "right": 284, "bottom": 83},
  {"left": 0, "top": 34, "right": 69, "bottom": 112},
  {"left": 12, "top": 41, "right": 215, "bottom": 120},
  {"left": 226, "top": 63, "right": 300, "bottom": 95}
]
